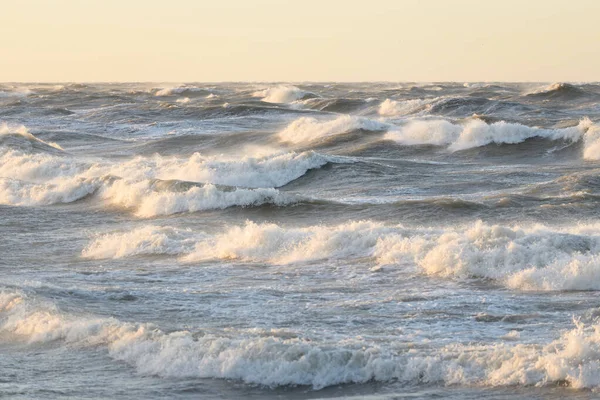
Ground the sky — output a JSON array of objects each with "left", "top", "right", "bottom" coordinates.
[{"left": 2, "top": 0, "right": 600, "bottom": 82}]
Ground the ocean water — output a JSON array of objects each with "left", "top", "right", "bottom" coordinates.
[{"left": 2, "top": 82, "right": 600, "bottom": 399}]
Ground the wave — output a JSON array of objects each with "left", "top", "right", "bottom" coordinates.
[
  {"left": 278, "top": 115, "right": 389, "bottom": 144},
  {"left": 0, "top": 123, "right": 64, "bottom": 153},
  {"left": 299, "top": 98, "right": 369, "bottom": 113},
  {"left": 106, "top": 150, "right": 331, "bottom": 188},
  {"left": 383, "top": 118, "right": 596, "bottom": 153},
  {"left": 183, "top": 220, "right": 394, "bottom": 264},
  {"left": 525, "top": 82, "right": 590, "bottom": 100},
  {"left": 0, "top": 176, "right": 101, "bottom": 206},
  {"left": 376, "top": 220, "right": 600, "bottom": 291},
  {"left": 0, "top": 87, "right": 32, "bottom": 98},
  {"left": 3, "top": 290, "right": 600, "bottom": 389},
  {"left": 114, "top": 219, "right": 600, "bottom": 291},
  {"left": 82, "top": 226, "right": 202, "bottom": 259},
  {"left": 252, "top": 85, "right": 315, "bottom": 104},
  {"left": 0, "top": 133, "right": 331, "bottom": 210},
  {"left": 0, "top": 175, "right": 295, "bottom": 217},
  {"left": 378, "top": 98, "right": 432, "bottom": 117},
  {"left": 0, "top": 150, "right": 84, "bottom": 183},
  {"left": 0, "top": 140, "right": 324, "bottom": 215},
  {"left": 427, "top": 97, "right": 535, "bottom": 118},
  {"left": 154, "top": 85, "right": 208, "bottom": 97},
  {"left": 101, "top": 179, "right": 294, "bottom": 218}
]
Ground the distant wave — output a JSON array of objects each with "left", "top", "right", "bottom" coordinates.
[
  {"left": 252, "top": 85, "right": 315, "bottom": 104},
  {"left": 525, "top": 82, "right": 591, "bottom": 100},
  {"left": 278, "top": 115, "right": 389, "bottom": 144},
  {"left": 384, "top": 117, "right": 600, "bottom": 155},
  {"left": 154, "top": 85, "right": 208, "bottom": 97},
  {"left": 427, "top": 96, "right": 535, "bottom": 117},
  {"left": 299, "top": 97, "right": 370, "bottom": 113},
  {"left": 378, "top": 98, "right": 432, "bottom": 117}
]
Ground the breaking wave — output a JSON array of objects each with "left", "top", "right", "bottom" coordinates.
[
  {"left": 525, "top": 82, "right": 590, "bottom": 100},
  {"left": 0, "top": 176, "right": 295, "bottom": 217},
  {"left": 86, "top": 219, "right": 600, "bottom": 291},
  {"left": 384, "top": 117, "right": 599, "bottom": 154},
  {"left": 378, "top": 98, "right": 431, "bottom": 117},
  {"left": 278, "top": 115, "right": 389, "bottom": 144},
  {"left": 105, "top": 150, "right": 331, "bottom": 188},
  {"left": 101, "top": 180, "right": 294, "bottom": 218},
  {"left": 4, "top": 290, "right": 600, "bottom": 389},
  {"left": 154, "top": 85, "right": 208, "bottom": 97},
  {"left": 0, "top": 129, "right": 328, "bottom": 213},
  {"left": 0, "top": 123, "right": 64, "bottom": 153},
  {"left": 82, "top": 226, "right": 202, "bottom": 259},
  {"left": 252, "top": 85, "right": 314, "bottom": 104}
]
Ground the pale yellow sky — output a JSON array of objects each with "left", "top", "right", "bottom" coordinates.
[{"left": 2, "top": 0, "right": 599, "bottom": 82}]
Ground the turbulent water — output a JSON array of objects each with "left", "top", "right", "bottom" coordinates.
[{"left": 3, "top": 82, "right": 600, "bottom": 399}]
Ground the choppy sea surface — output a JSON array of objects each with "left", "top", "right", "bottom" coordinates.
[{"left": 2, "top": 82, "right": 600, "bottom": 399}]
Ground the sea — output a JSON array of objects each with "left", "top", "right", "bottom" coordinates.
[{"left": 2, "top": 82, "right": 600, "bottom": 399}]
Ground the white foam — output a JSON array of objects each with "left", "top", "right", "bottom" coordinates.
[
  {"left": 184, "top": 220, "right": 396, "bottom": 264},
  {"left": 0, "top": 150, "right": 83, "bottom": 182},
  {"left": 0, "top": 173, "right": 294, "bottom": 215},
  {"left": 4, "top": 291, "right": 600, "bottom": 389},
  {"left": 82, "top": 226, "right": 201, "bottom": 259},
  {"left": 181, "top": 219, "right": 600, "bottom": 291},
  {"left": 107, "top": 150, "right": 329, "bottom": 188},
  {"left": 378, "top": 98, "right": 431, "bottom": 117},
  {"left": 582, "top": 120, "right": 600, "bottom": 160},
  {"left": 0, "top": 123, "right": 64, "bottom": 151},
  {"left": 278, "top": 115, "right": 388, "bottom": 144},
  {"left": 154, "top": 86, "right": 201, "bottom": 96},
  {"left": 384, "top": 118, "right": 594, "bottom": 152},
  {"left": 175, "top": 97, "right": 190, "bottom": 104},
  {"left": 0, "top": 135, "right": 325, "bottom": 211},
  {"left": 377, "top": 220, "right": 600, "bottom": 291},
  {"left": 0, "top": 177, "right": 100, "bottom": 206},
  {"left": 101, "top": 180, "right": 294, "bottom": 218},
  {"left": 252, "top": 85, "right": 310, "bottom": 103},
  {"left": 384, "top": 119, "right": 461, "bottom": 146}
]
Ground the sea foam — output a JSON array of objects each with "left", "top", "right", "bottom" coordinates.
[
  {"left": 0, "top": 129, "right": 324, "bottom": 213},
  {"left": 252, "top": 85, "right": 310, "bottom": 103},
  {"left": 384, "top": 117, "right": 597, "bottom": 154},
  {"left": 3, "top": 290, "right": 600, "bottom": 389},
  {"left": 87, "top": 219, "right": 600, "bottom": 291},
  {"left": 278, "top": 115, "right": 388, "bottom": 144}
]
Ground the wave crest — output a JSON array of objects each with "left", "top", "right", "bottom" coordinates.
[
  {"left": 278, "top": 116, "right": 388, "bottom": 144},
  {"left": 4, "top": 291, "right": 600, "bottom": 389},
  {"left": 171, "top": 219, "right": 600, "bottom": 291},
  {"left": 82, "top": 226, "right": 201, "bottom": 259},
  {"left": 252, "top": 85, "right": 312, "bottom": 103},
  {"left": 378, "top": 98, "right": 431, "bottom": 117},
  {"left": 384, "top": 118, "right": 594, "bottom": 153}
]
